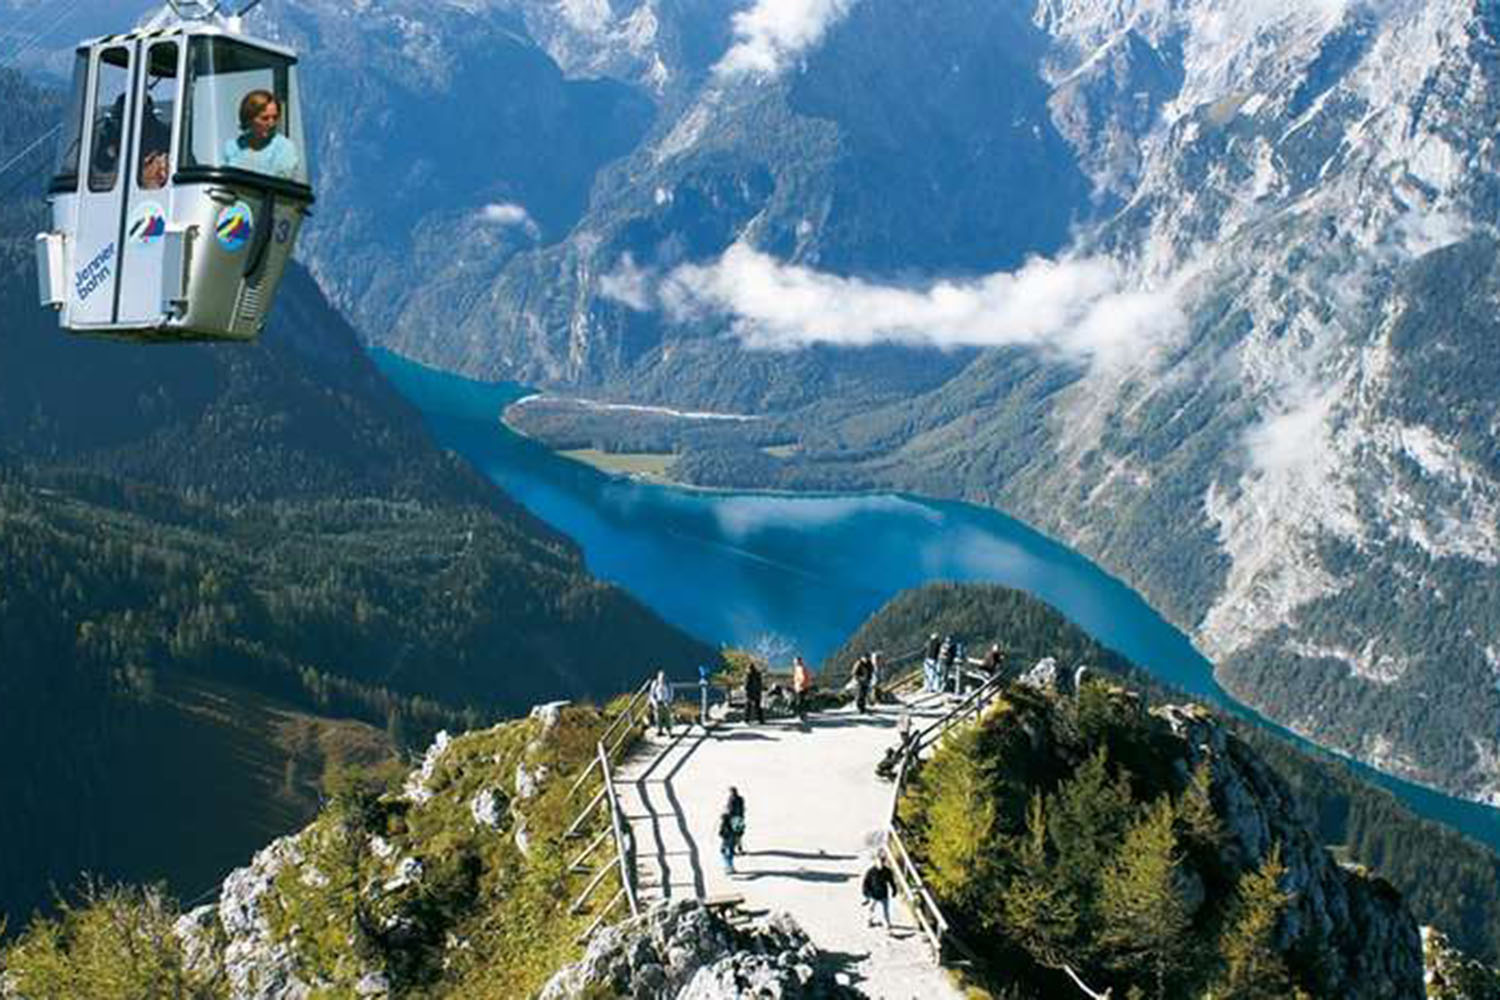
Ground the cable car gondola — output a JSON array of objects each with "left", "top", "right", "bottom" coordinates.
[{"left": 35, "top": 0, "right": 312, "bottom": 342}]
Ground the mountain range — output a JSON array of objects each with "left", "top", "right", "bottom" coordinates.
[
  {"left": 193, "top": 0, "right": 1498, "bottom": 805},
  {"left": 1, "top": 0, "right": 1496, "bottom": 844}
]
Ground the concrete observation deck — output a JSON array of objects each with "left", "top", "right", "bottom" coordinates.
[{"left": 614, "top": 690, "right": 964, "bottom": 1000}]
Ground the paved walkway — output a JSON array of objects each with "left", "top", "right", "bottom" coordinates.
[{"left": 614, "top": 692, "right": 963, "bottom": 1000}]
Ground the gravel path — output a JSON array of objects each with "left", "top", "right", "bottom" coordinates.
[{"left": 615, "top": 694, "right": 963, "bottom": 1000}]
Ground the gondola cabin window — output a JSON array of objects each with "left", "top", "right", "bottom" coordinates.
[
  {"left": 182, "top": 36, "right": 306, "bottom": 185},
  {"left": 137, "top": 42, "right": 178, "bottom": 190},
  {"left": 88, "top": 48, "right": 131, "bottom": 193},
  {"left": 53, "top": 51, "right": 88, "bottom": 189}
]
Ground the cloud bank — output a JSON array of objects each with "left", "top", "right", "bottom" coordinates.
[
  {"left": 649, "top": 243, "right": 1183, "bottom": 365},
  {"left": 714, "top": 0, "right": 857, "bottom": 79}
]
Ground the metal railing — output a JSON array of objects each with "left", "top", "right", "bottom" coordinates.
[
  {"left": 563, "top": 677, "right": 657, "bottom": 941},
  {"left": 881, "top": 670, "right": 1007, "bottom": 962}
]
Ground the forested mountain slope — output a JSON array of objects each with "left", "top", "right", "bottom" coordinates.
[{"left": 0, "top": 66, "right": 712, "bottom": 930}]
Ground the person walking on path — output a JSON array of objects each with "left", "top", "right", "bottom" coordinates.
[
  {"left": 923, "top": 633, "right": 942, "bottom": 692},
  {"left": 792, "top": 656, "right": 813, "bottom": 722},
  {"left": 862, "top": 855, "right": 896, "bottom": 929},
  {"left": 718, "top": 808, "right": 738, "bottom": 874},
  {"left": 852, "top": 654, "right": 875, "bottom": 713},
  {"left": 744, "top": 661, "right": 765, "bottom": 725},
  {"left": 726, "top": 786, "right": 746, "bottom": 855},
  {"left": 649, "top": 670, "right": 674, "bottom": 737}
]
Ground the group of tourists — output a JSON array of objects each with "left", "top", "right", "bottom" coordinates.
[{"left": 923, "top": 633, "right": 1008, "bottom": 695}]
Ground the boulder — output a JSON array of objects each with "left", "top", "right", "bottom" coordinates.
[{"left": 538, "top": 901, "right": 861, "bottom": 1000}]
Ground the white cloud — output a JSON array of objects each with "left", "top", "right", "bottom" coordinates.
[
  {"left": 656, "top": 243, "right": 1185, "bottom": 366},
  {"left": 599, "top": 252, "right": 654, "bottom": 310},
  {"left": 476, "top": 202, "right": 540, "bottom": 239},
  {"left": 1243, "top": 383, "right": 1339, "bottom": 477},
  {"left": 714, "top": 0, "right": 857, "bottom": 80}
]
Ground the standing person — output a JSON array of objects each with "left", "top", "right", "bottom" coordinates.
[
  {"left": 939, "top": 636, "right": 960, "bottom": 694},
  {"left": 923, "top": 633, "right": 942, "bottom": 692},
  {"left": 870, "top": 650, "right": 885, "bottom": 703},
  {"left": 983, "top": 643, "right": 1005, "bottom": 677},
  {"left": 792, "top": 656, "right": 813, "bottom": 721},
  {"left": 726, "top": 787, "right": 747, "bottom": 855},
  {"left": 861, "top": 855, "right": 896, "bottom": 929},
  {"left": 718, "top": 808, "right": 737, "bottom": 874},
  {"left": 649, "top": 670, "right": 674, "bottom": 737},
  {"left": 852, "top": 654, "right": 874, "bottom": 713},
  {"left": 744, "top": 661, "right": 765, "bottom": 725}
]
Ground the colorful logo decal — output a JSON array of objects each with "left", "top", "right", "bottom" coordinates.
[
  {"left": 128, "top": 201, "right": 167, "bottom": 245},
  {"left": 215, "top": 202, "right": 254, "bottom": 252}
]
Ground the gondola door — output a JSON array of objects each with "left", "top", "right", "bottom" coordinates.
[
  {"left": 69, "top": 42, "right": 134, "bottom": 328},
  {"left": 117, "top": 38, "right": 181, "bottom": 327}
]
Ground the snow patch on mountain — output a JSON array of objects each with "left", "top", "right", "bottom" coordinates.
[{"left": 1288, "top": 639, "right": 1410, "bottom": 685}]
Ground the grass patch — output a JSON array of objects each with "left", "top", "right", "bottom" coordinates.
[{"left": 556, "top": 449, "right": 676, "bottom": 481}]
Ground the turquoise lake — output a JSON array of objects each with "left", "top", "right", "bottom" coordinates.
[{"left": 374, "top": 350, "right": 1500, "bottom": 854}]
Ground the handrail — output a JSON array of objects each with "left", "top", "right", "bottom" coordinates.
[
  {"left": 882, "top": 671, "right": 1007, "bottom": 962},
  {"left": 565, "top": 676, "right": 655, "bottom": 930},
  {"left": 569, "top": 677, "right": 654, "bottom": 798},
  {"left": 600, "top": 742, "right": 640, "bottom": 918}
]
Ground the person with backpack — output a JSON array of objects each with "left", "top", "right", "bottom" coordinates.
[
  {"left": 649, "top": 670, "right": 674, "bottom": 736},
  {"left": 726, "top": 786, "right": 746, "bottom": 855},
  {"left": 744, "top": 661, "right": 765, "bottom": 725},
  {"left": 861, "top": 855, "right": 896, "bottom": 929},
  {"left": 852, "top": 654, "right": 875, "bottom": 713}
]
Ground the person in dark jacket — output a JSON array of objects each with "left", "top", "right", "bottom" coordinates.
[
  {"left": 861, "top": 856, "right": 895, "bottom": 929},
  {"left": 726, "top": 786, "right": 746, "bottom": 854},
  {"left": 923, "top": 633, "right": 942, "bottom": 692},
  {"left": 744, "top": 662, "right": 765, "bottom": 725},
  {"left": 852, "top": 655, "right": 874, "bottom": 713},
  {"left": 718, "top": 808, "right": 737, "bottom": 874},
  {"left": 983, "top": 643, "right": 1005, "bottom": 677}
]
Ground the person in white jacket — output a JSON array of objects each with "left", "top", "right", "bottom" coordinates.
[{"left": 649, "top": 670, "right": 674, "bottom": 736}]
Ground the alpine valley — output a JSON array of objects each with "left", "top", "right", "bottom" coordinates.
[
  {"left": 9, "top": 0, "right": 1497, "bottom": 802},
  {"left": 226, "top": 0, "right": 1496, "bottom": 805}
]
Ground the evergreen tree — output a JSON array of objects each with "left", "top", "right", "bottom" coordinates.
[
  {"left": 919, "top": 726, "right": 996, "bottom": 912},
  {"left": 1098, "top": 797, "right": 1194, "bottom": 999},
  {"left": 1213, "top": 843, "right": 1295, "bottom": 1000},
  {"left": 1047, "top": 748, "right": 1135, "bottom": 913},
  {"left": 1000, "top": 792, "right": 1080, "bottom": 969}
]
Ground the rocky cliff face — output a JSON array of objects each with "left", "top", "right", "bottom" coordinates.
[
  {"left": 539, "top": 900, "right": 859, "bottom": 1000},
  {"left": 1001, "top": 666, "right": 1426, "bottom": 998}
]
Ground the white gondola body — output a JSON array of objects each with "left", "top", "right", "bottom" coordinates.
[{"left": 37, "top": 15, "right": 312, "bottom": 342}]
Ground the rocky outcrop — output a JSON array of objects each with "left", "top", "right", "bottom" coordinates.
[
  {"left": 539, "top": 900, "right": 862, "bottom": 1000},
  {"left": 402, "top": 730, "right": 452, "bottom": 805},
  {"left": 210, "top": 836, "right": 314, "bottom": 1000},
  {"left": 1157, "top": 703, "right": 1425, "bottom": 999}
]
